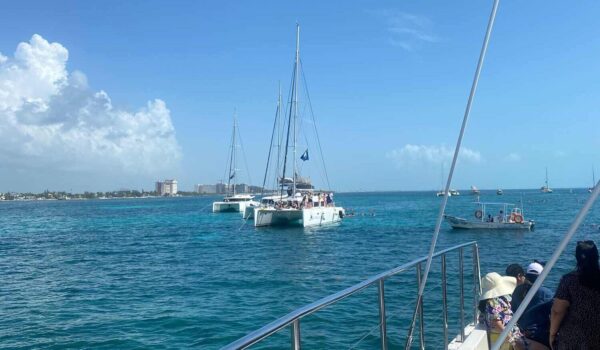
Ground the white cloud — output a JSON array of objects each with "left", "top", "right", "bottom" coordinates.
[
  {"left": 374, "top": 10, "right": 438, "bottom": 51},
  {"left": 0, "top": 34, "right": 181, "bottom": 179},
  {"left": 386, "top": 144, "right": 482, "bottom": 167},
  {"left": 0, "top": 53, "right": 7, "bottom": 64},
  {"left": 504, "top": 152, "right": 521, "bottom": 162}
]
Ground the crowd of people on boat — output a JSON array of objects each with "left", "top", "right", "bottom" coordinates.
[
  {"left": 478, "top": 240, "right": 600, "bottom": 350},
  {"left": 274, "top": 192, "right": 335, "bottom": 209}
]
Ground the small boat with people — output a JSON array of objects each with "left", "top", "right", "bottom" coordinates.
[{"left": 444, "top": 201, "right": 534, "bottom": 230}]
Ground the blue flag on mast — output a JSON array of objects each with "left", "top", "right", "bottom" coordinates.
[{"left": 300, "top": 149, "right": 309, "bottom": 161}]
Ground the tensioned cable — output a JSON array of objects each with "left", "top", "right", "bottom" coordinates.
[
  {"left": 300, "top": 58, "right": 332, "bottom": 191},
  {"left": 236, "top": 122, "right": 253, "bottom": 189},
  {"left": 260, "top": 89, "right": 282, "bottom": 196},
  {"left": 405, "top": 0, "right": 500, "bottom": 347},
  {"left": 492, "top": 179, "right": 600, "bottom": 350}
]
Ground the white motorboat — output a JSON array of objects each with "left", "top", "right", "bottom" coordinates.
[
  {"left": 540, "top": 167, "right": 553, "bottom": 193},
  {"left": 253, "top": 25, "right": 344, "bottom": 228},
  {"left": 450, "top": 189, "right": 460, "bottom": 196},
  {"left": 444, "top": 201, "right": 534, "bottom": 230},
  {"left": 212, "top": 116, "right": 258, "bottom": 213},
  {"left": 496, "top": 188, "right": 503, "bottom": 195}
]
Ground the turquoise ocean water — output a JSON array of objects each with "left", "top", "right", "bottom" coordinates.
[{"left": 2, "top": 190, "right": 599, "bottom": 349}]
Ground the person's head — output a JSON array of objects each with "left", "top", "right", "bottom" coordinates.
[
  {"left": 575, "top": 240, "right": 600, "bottom": 291},
  {"left": 478, "top": 272, "right": 517, "bottom": 313},
  {"left": 525, "top": 262, "right": 544, "bottom": 283},
  {"left": 506, "top": 264, "right": 526, "bottom": 285},
  {"left": 576, "top": 240, "right": 599, "bottom": 270}
]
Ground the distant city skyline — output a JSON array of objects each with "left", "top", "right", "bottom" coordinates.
[{"left": 1, "top": 1, "right": 599, "bottom": 192}]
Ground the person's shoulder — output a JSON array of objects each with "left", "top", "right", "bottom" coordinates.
[{"left": 559, "top": 271, "right": 579, "bottom": 285}]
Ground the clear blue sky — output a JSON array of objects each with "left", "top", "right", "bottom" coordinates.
[{"left": 0, "top": 0, "right": 599, "bottom": 192}]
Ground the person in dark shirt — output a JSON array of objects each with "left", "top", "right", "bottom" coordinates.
[
  {"left": 506, "top": 262, "right": 553, "bottom": 348},
  {"left": 550, "top": 240, "right": 600, "bottom": 349},
  {"left": 512, "top": 262, "right": 554, "bottom": 312}
]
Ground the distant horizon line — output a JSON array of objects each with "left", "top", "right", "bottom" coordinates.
[{"left": 1, "top": 186, "right": 595, "bottom": 196}]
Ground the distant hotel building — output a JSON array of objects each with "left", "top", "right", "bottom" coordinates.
[
  {"left": 195, "top": 184, "right": 217, "bottom": 194},
  {"left": 156, "top": 179, "right": 178, "bottom": 196},
  {"left": 195, "top": 182, "right": 263, "bottom": 194}
]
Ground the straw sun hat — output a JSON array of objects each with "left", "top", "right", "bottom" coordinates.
[{"left": 480, "top": 272, "right": 516, "bottom": 300}]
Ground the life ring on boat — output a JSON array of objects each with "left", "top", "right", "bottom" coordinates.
[
  {"left": 513, "top": 214, "right": 523, "bottom": 224},
  {"left": 474, "top": 210, "right": 483, "bottom": 219}
]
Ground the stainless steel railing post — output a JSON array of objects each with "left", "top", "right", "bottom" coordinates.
[
  {"left": 472, "top": 244, "right": 481, "bottom": 324},
  {"left": 378, "top": 279, "right": 388, "bottom": 350},
  {"left": 416, "top": 263, "right": 425, "bottom": 350},
  {"left": 459, "top": 247, "right": 465, "bottom": 342},
  {"left": 441, "top": 254, "right": 449, "bottom": 350},
  {"left": 291, "top": 319, "right": 301, "bottom": 350}
]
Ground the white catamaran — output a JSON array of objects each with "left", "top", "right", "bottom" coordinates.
[
  {"left": 254, "top": 25, "right": 344, "bottom": 228},
  {"left": 212, "top": 116, "right": 258, "bottom": 213}
]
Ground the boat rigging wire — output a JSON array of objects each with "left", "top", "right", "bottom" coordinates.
[
  {"left": 300, "top": 58, "right": 332, "bottom": 191},
  {"left": 236, "top": 121, "right": 253, "bottom": 189},
  {"left": 405, "top": 0, "right": 500, "bottom": 347}
]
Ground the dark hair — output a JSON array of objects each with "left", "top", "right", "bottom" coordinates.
[
  {"left": 576, "top": 240, "right": 600, "bottom": 291},
  {"left": 478, "top": 299, "right": 487, "bottom": 314},
  {"left": 506, "top": 264, "right": 524, "bottom": 279}
]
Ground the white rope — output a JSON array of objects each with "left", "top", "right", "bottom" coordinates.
[
  {"left": 405, "top": 0, "right": 500, "bottom": 347},
  {"left": 492, "top": 179, "right": 600, "bottom": 350}
]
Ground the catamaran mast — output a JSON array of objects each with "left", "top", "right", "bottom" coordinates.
[
  {"left": 279, "top": 25, "right": 300, "bottom": 198},
  {"left": 292, "top": 24, "right": 300, "bottom": 196},
  {"left": 545, "top": 166, "right": 549, "bottom": 188}
]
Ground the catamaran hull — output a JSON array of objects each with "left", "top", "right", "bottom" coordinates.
[
  {"left": 255, "top": 207, "right": 345, "bottom": 227},
  {"left": 444, "top": 215, "right": 534, "bottom": 230},
  {"left": 213, "top": 201, "right": 258, "bottom": 213},
  {"left": 243, "top": 204, "right": 257, "bottom": 219}
]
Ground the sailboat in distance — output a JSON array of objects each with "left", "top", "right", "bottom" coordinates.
[
  {"left": 541, "top": 167, "right": 553, "bottom": 193},
  {"left": 254, "top": 24, "right": 345, "bottom": 227}
]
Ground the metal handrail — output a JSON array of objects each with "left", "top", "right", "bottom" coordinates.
[{"left": 223, "top": 241, "right": 479, "bottom": 350}]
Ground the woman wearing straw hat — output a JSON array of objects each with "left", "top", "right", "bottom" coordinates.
[{"left": 478, "top": 272, "right": 525, "bottom": 350}]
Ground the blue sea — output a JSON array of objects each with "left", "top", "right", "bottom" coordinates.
[{"left": 1, "top": 190, "right": 599, "bottom": 349}]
